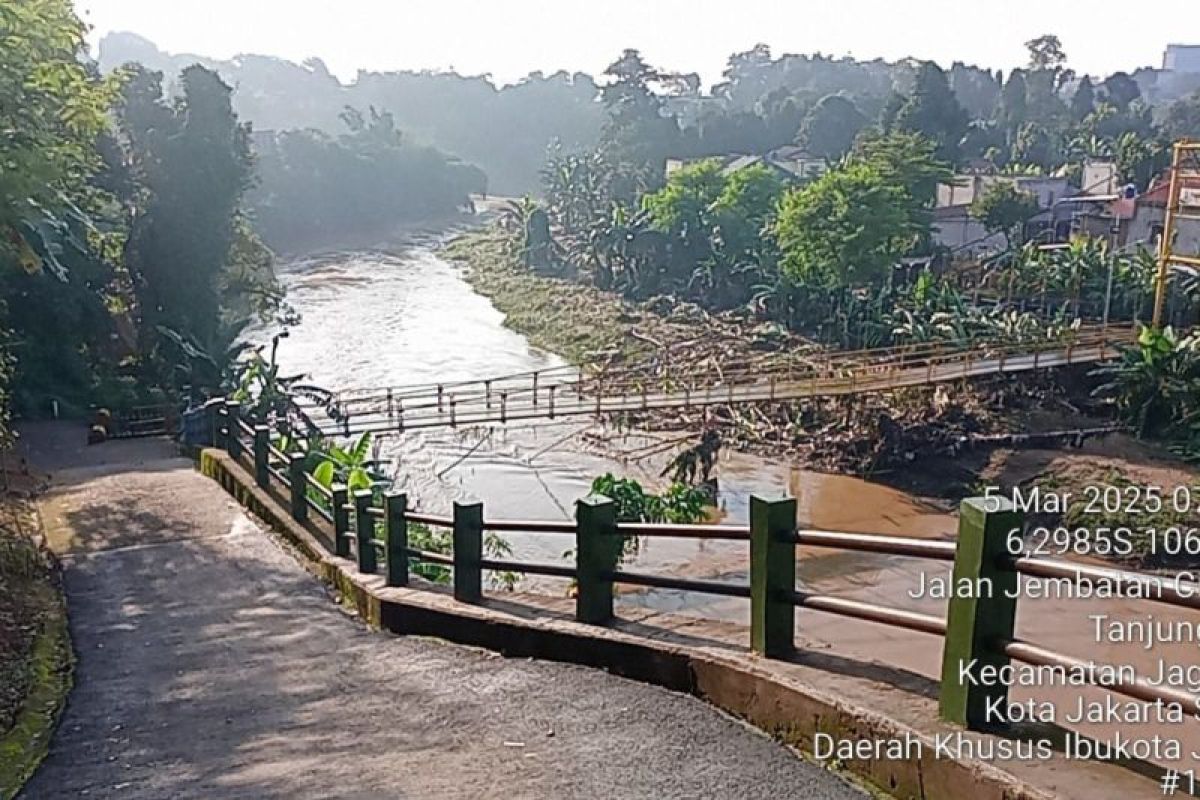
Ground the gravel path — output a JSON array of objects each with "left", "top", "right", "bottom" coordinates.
[{"left": 21, "top": 427, "right": 866, "bottom": 799}]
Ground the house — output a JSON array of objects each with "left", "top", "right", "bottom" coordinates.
[
  {"left": 664, "top": 147, "right": 826, "bottom": 184},
  {"left": 935, "top": 173, "right": 1071, "bottom": 210},
  {"left": 1126, "top": 174, "right": 1200, "bottom": 256},
  {"left": 933, "top": 172, "right": 1071, "bottom": 254}
]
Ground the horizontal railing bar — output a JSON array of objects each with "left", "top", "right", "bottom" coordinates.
[
  {"left": 609, "top": 570, "right": 752, "bottom": 598},
  {"left": 305, "top": 474, "right": 333, "bottom": 499},
  {"left": 789, "top": 591, "right": 947, "bottom": 635},
  {"left": 1002, "top": 639, "right": 1198, "bottom": 710},
  {"left": 796, "top": 530, "right": 958, "bottom": 561},
  {"left": 1011, "top": 556, "right": 1200, "bottom": 611},
  {"left": 617, "top": 522, "right": 749, "bottom": 540},
  {"left": 404, "top": 548, "right": 454, "bottom": 567},
  {"left": 406, "top": 512, "right": 453, "bottom": 527},
  {"left": 366, "top": 506, "right": 385, "bottom": 519},
  {"left": 484, "top": 519, "right": 576, "bottom": 534},
  {"left": 268, "top": 466, "right": 289, "bottom": 487},
  {"left": 479, "top": 558, "right": 576, "bottom": 579}
]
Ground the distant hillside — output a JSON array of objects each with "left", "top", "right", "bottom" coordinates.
[{"left": 98, "top": 32, "right": 603, "bottom": 195}]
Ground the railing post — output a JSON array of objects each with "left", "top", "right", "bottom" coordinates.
[
  {"left": 384, "top": 492, "right": 408, "bottom": 587},
  {"left": 253, "top": 426, "right": 270, "bottom": 488},
  {"left": 354, "top": 490, "right": 377, "bottom": 574},
  {"left": 225, "top": 400, "right": 242, "bottom": 458},
  {"left": 288, "top": 453, "right": 308, "bottom": 523},
  {"left": 750, "top": 495, "right": 796, "bottom": 658},
  {"left": 452, "top": 501, "right": 483, "bottom": 603},
  {"left": 331, "top": 484, "right": 350, "bottom": 558},
  {"left": 210, "top": 398, "right": 227, "bottom": 449},
  {"left": 939, "top": 496, "right": 1022, "bottom": 730},
  {"left": 575, "top": 495, "right": 617, "bottom": 624}
]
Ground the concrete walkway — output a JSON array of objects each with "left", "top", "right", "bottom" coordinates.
[{"left": 19, "top": 423, "right": 865, "bottom": 800}]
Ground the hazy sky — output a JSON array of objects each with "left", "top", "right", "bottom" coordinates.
[{"left": 76, "top": 0, "right": 1192, "bottom": 87}]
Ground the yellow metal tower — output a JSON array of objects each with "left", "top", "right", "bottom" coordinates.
[{"left": 1153, "top": 139, "right": 1200, "bottom": 328}]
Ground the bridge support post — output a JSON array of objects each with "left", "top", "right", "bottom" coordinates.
[
  {"left": 750, "top": 495, "right": 796, "bottom": 658},
  {"left": 354, "top": 490, "right": 377, "bottom": 574},
  {"left": 384, "top": 492, "right": 408, "bottom": 587},
  {"left": 225, "top": 401, "right": 242, "bottom": 458},
  {"left": 453, "top": 501, "right": 483, "bottom": 603},
  {"left": 253, "top": 426, "right": 270, "bottom": 489},
  {"left": 575, "top": 495, "right": 617, "bottom": 624},
  {"left": 288, "top": 453, "right": 308, "bottom": 523},
  {"left": 331, "top": 484, "right": 351, "bottom": 558},
  {"left": 939, "top": 497, "right": 1022, "bottom": 730}
]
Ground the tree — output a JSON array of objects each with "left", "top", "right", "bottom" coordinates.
[
  {"left": 775, "top": 164, "right": 909, "bottom": 288},
  {"left": 642, "top": 159, "right": 726, "bottom": 264},
  {"left": 0, "top": 0, "right": 124, "bottom": 421},
  {"left": 1026, "top": 35, "right": 1067, "bottom": 72},
  {"left": 851, "top": 131, "right": 953, "bottom": 251},
  {"left": 888, "top": 62, "right": 970, "bottom": 164},
  {"left": 119, "top": 65, "right": 257, "bottom": 350},
  {"left": 998, "top": 71, "right": 1028, "bottom": 142},
  {"left": 1102, "top": 72, "right": 1141, "bottom": 112},
  {"left": 599, "top": 49, "right": 679, "bottom": 186},
  {"left": 1071, "top": 76, "right": 1096, "bottom": 120},
  {"left": 1163, "top": 91, "right": 1200, "bottom": 142},
  {"left": 949, "top": 62, "right": 1002, "bottom": 121},
  {"left": 0, "top": 0, "right": 116, "bottom": 265},
  {"left": 971, "top": 182, "right": 1040, "bottom": 247},
  {"left": 796, "top": 94, "right": 866, "bottom": 159}
]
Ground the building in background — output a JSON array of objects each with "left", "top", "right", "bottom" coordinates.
[{"left": 1164, "top": 45, "right": 1200, "bottom": 73}]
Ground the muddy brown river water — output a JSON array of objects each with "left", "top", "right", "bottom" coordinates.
[{"left": 261, "top": 221, "right": 1200, "bottom": 772}]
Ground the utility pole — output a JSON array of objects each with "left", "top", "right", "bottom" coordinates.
[{"left": 1153, "top": 140, "right": 1200, "bottom": 328}]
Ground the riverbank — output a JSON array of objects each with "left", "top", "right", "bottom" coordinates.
[
  {"left": 447, "top": 228, "right": 1118, "bottom": 488},
  {"left": 0, "top": 484, "right": 72, "bottom": 799}
]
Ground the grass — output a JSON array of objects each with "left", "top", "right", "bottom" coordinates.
[{"left": 444, "top": 228, "right": 649, "bottom": 364}]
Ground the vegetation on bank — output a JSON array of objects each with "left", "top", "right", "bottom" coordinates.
[{"left": 0, "top": 499, "right": 71, "bottom": 798}]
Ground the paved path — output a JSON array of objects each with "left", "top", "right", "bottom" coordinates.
[{"left": 20, "top": 424, "right": 865, "bottom": 800}]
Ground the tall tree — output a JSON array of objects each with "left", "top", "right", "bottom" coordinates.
[
  {"left": 796, "top": 94, "right": 866, "bottom": 160},
  {"left": 890, "top": 62, "right": 970, "bottom": 163},
  {"left": 1071, "top": 76, "right": 1096, "bottom": 121},
  {"left": 119, "top": 65, "right": 256, "bottom": 349},
  {"left": 998, "top": 70, "right": 1028, "bottom": 142},
  {"left": 1026, "top": 35, "right": 1068, "bottom": 72},
  {"left": 1102, "top": 72, "right": 1141, "bottom": 112},
  {"left": 599, "top": 49, "right": 679, "bottom": 193}
]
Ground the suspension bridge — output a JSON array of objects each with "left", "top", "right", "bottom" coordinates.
[{"left": 294, "top": 324, "right": 1136, "bottom": 437}]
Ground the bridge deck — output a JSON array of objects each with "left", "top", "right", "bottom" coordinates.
[{"left": 306, "top": 326, "right": 1132, "bottom": 436}]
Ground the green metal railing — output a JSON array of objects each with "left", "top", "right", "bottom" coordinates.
[{"left": 210, "top": 398, "right": 1200, "bottom": 734}]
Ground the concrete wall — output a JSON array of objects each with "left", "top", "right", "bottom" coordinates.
[{"left": 1128, "top": 206, "right": 1200, "bottom": 257}]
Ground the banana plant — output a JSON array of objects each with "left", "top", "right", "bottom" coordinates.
[{"left": 308, "top": 431, "right": 384, "bottom": 492}]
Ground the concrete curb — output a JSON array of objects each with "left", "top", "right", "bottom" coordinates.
[{"left": 201, "top": 448, "right": 1056, "bottom": 800}]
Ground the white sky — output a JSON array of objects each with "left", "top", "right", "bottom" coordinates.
[{"left": 76, "top": 0, "right": 1195, "bottom": 87}]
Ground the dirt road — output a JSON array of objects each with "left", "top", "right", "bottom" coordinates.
[{"left": 18, "top": 423, "right": 865, "bottom": 800}]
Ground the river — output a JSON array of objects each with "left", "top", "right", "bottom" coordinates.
[
  {"left": 263, "top": 220, "right": 954, "bottom": 588},
  {"left": 264, "top": 219, "right": 1200, "bottom": 766}
]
